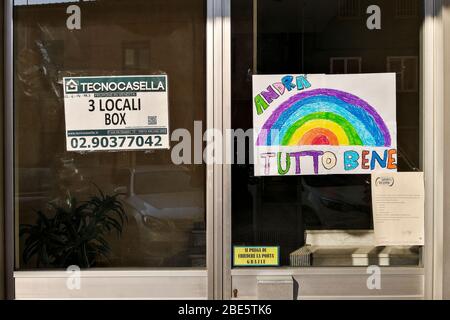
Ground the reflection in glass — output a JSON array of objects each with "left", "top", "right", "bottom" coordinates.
[
  {"left": 231, "top": 0, "right": 423, "bottom": 267},
  {"left": 15, "top": 0, "right": 206, "bottom": 269}
]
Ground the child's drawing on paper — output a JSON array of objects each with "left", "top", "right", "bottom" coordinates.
[{"left": 253, "top": 74, "right": 397, "bottom": 176}]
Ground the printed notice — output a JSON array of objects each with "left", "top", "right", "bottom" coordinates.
[
  {"left": 233, "top": 246, "right": 280, "bottom": 267},
  {"left": 63, "top": 75, "right": 169, "bottom": 152},
  {"left": 371, "top": 172, "right": 425, "bottom": 246}
]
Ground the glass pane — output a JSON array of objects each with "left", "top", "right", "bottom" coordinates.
[
  {"left": 15, "top": 0, "right": 206, "bottom": 269},
  {"left": 403, "top": 57, "right": 418, "bottom": 91},
  {"left": 347, "top": 58, "right": 361, "bottom": 73},
  {"left": 124, "top": 49, "right": 135, "bottom": 68},
  {"left": 331, "top": 59, "right": 346, "bottom": 74},
  {"left": 231, "top": 0, "right": 423, "bottom": 267},
  {"left": 388, "top": 58, "right": 404, "bottom": 91},
  {"left": 338, "top": 0, "right": 361, "bottom": 19}
]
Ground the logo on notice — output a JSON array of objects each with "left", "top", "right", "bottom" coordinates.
[
  {"left": 375, "top": 176, "right": 395, "bottom": 187},
  {"left": 65, "top": 79, "right": 79, "bottom": 93}
]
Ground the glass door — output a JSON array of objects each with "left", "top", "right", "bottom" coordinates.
[
  {"left": 228, "top": 0, "right": 426, "bottom": 299},
  {"left": 12, "top": 0, "right": 209, "bottom": 299}
]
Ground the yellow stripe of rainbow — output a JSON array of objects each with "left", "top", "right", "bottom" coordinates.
[{"left": 288, "top": 119, "right": 350, "bottom": 146}]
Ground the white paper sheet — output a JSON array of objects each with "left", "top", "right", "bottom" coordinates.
[
  {"left": 371, "top": 172, "right": 425, "bottom": 246},
  {"left": 252, "top": 73, "right": 398, "bottom": 176},
  {"left": 63, "top": 75, "right": 169, "bottom": 152}
]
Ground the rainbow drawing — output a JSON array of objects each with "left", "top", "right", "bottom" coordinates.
[{"left": 256, "top": 89, "right": 391, "bottom": 147}]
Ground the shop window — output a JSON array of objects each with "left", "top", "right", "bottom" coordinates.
[
  {"left": 395, "top": 0, "right": 419, "bottom": 18},
  {"left": 337, "top": 0, "right": 361, "bottom": 19},
  {"left": 387, "top": 56, "right": 419, "bottom": 92},
  {"left": 330, "top": 57, "right": 362, "bottom": 74},
  {"left": 231, "top": 0, "right": 423, "bottom": 268},
  {"left": 14, "top": 0, "right": 207, "bottom": 270}
]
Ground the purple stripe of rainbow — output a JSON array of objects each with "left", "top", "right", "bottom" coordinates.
[{"left": 257, "top": 88, "right": 391, "bottom": 146}]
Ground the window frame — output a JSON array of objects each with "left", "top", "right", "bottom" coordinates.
[
  {"left": 2, "top": 0, "right": 445, "bottom": 300},
  {"left": 5, "top": 0, "right": 217, "bottom": 300},
  {"left": 395, "top": 0, "right": 420, "bottom": 19},
  {"left": 337, "top": 0, "right": 362, "bottom": 20},
  {"left": 222, "top": 0, "right": 442, "bottom": 300},
  {"left": 387, "top": 55, "right": 419, "bottom": 93},
  {"left": 330, "top": 56, "right": 362, "bottom": 74}
]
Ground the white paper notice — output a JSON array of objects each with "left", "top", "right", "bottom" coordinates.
[
  {"left": 371, "top": 172, "right": 425, "bottom": 246},
  {"left": 63, "top": 75, "right": 169, "bottom": 152}
]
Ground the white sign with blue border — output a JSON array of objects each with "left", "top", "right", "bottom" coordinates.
[{"left": 63, "top": 75, "right": 169, "bottom": 152}]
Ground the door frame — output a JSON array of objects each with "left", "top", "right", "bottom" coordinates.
[
  {"left": 4, "top": 0, "right": 14, "bottom": 300},
  {"left": 2, "top": 0, "right": 446, "bottom": 300},
  {"left": 5, "top": 0, "right": 219, "bottom": 300},
  {"left": 219, "top": 0, "right": 445, "bottom": 300},
  {"left": 0, "top": 0, "right": 5, "bottom": 301}
]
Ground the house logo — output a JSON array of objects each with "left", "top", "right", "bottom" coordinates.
[{"left": 65, "top": 79, "right": 79, "bottom": 93}]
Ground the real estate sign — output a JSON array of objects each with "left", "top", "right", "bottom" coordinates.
[{"left": 63, "top": 75, "right": 169, "bottom": 152}]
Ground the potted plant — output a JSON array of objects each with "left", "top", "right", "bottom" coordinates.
[{"left": 20, "top": 188, "right": 127, "bottom": 268}]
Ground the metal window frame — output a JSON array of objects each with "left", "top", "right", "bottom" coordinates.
[
  {"left": 221, "top": 0, "right": 444, "bottom": 300},
  {"left": 4, "top": 0, "right": 219, "bottom": 300},
  {"left": 4, "top": 0, "right": 14, "bottom": 300},
  {"left": 2, "top": 0, "right": 446, "bottom": 300},
  {"left": 442, "top": 0, "right": 450, "bottom": 299},
  {"left": 0, "top": 0, "right": 5, "bottom": 301}
]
